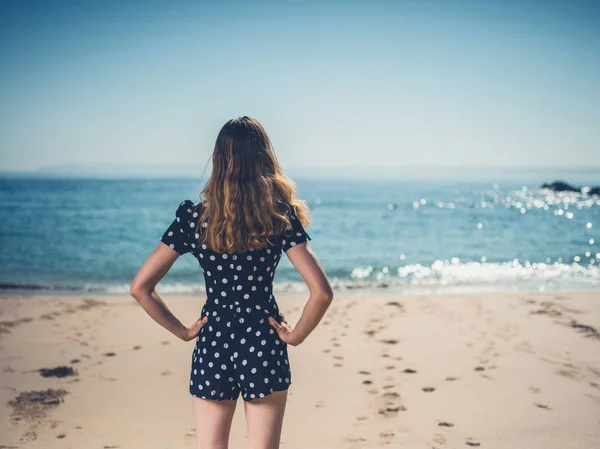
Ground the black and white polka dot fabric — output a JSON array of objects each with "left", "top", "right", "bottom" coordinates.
[{"left": 160, "top": 200, "right": 311, "bottom": 401}]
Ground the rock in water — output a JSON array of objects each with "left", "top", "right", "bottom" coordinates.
[
  {"left": 541, "top": 181, "right": 600, "bottom": 195},
  {"left": 541, "top": 181, "right": 579, "bottom": 192}
]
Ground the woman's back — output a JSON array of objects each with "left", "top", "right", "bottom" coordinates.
[
  {"left": 160, "top": 198, "right": 312, "bottom": 400},
  {"left": 161, "top": 199, "right": 311, "bottom": 306}
]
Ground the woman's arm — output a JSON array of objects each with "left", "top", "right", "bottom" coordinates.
[
  {"left": 129, "top": 243, "right": 207, "bottom": 341},
  {"left": 268, "top": 240, "right": 334, "bottom": 346}
]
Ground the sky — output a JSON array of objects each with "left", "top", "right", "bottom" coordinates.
[{"left": 0, "top": 0, "right": 599, "bottom": 177}]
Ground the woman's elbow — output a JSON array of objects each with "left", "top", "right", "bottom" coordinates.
[
  {"left": 129, "top": 282, "right": 150, "bottom": 300},
  {"left": 129, "top": 284, "right": 141, "bottom": 299},
  {"left": 317, "top": 284, "right": 334, "bottom": 304}
]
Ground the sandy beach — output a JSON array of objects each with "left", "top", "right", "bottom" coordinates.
[{"left": 1, "top": 290, "right": 599, "bottom": 449}]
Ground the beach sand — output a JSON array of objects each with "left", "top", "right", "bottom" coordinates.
[{"left": 1, "top": 290, "right": 599, "bottom": 448}]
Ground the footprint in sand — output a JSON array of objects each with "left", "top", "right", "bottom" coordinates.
[
  {"left": 39, "top": 366, "right": 77, "bottom": 378},
  {"left": 569, "top": 320, "right": 600, "bottom": 340},
  {"left": 555, "top": 368, "right": 580, "bottom": 380},
  {"left": 529, "top": 386, "right": 540, "bottom": 394},
  {"left": 422, "top": 387, "right": 435, "bottom": 392},
  {"left": 344, "top": 436, "right": 366, "bottom": 444},
  {"left": 438, "top": 421, "right": 454, "bottom": 427},
  {"left": 362, "top": 380, "right": 373, "bottom": 385},
  {"left": 378, "top": 405, "right": 406, "bottom": 416},
  {"left": 383, "top": 391, "right": 400, "bottom": 398},
  {"left": 333, "top": 363, "right": 343, "bottom": 367},
  {"left": 380, "top": 339, "right": 399, "bottom": 345},
  {"left": 534, "top": 402, "right": 552, "bottom": 410},
  {"left": 404, "top": 368, "right": 417, "bottom": 374},
  {"left": 432, "top": 433, "right": 448, "bottom": 447},
  {"left": 103, "top": 352, "right": 116, "bottom": 357},
  {"left": 445, "top": 376, "right": 459, "bottom": 381},
  {"left": 358, "top": 370, "right": 371, "bottom": 375},
  {"left": 379, "top": 430, "right": 395, "bottom": 443},
  {"left": 333, "top": 356, "right": 344, "bottom": 360},
  {"left": 133, "top": 345, "right": 142, "bottom": 350},
  {"left": 466, "top": 441, "right": 481, "bottom": 447},
  {"left": 386, "top": 301, "right": 404, "bottom": 309},
  {"left": 99, "top": 375, "right": 117, "bottom": 382},
  {"left": 474, "top": 366, "right": 485, "bottom": 371}
]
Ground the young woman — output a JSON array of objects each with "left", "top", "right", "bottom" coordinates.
[{"left": 129, "top": 116, "right": 334, "bottom": 449}]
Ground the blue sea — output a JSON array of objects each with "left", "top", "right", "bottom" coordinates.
[{"left": 1, "top": 174, "right": 599, "bottom": 295}]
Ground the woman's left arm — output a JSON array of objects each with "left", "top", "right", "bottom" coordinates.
[{"left": 129, "top": 242, "right": 207, "bottom": 342}]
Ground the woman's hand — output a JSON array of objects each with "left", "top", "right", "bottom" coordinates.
[
  {"left": 180, "top": 316, "right": 208, "bottom": 342},
  {"left": 268, "top": 313, "right": 303, "bottom": 346}
]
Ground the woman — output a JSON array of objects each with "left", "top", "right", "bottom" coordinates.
[{"left": 129, "top": 116, "right": 334, "bottom": 449}]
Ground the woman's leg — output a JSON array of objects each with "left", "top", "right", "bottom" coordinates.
[
  {"left": 243, "top": 389, "right": 288, "bottom": 449},
  {"left": 191, "top": 396, "right": 237, "bottom": 449}
]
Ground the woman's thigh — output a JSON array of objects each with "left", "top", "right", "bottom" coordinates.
[
  {"left": 191, "top": 396, "right": 237, "bottom": 449},
  {"left": 243, "top": 389, "right": 288, "bottom": 449}
]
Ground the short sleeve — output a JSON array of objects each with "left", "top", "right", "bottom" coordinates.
[
  {"left": 281, "top": 204, "right": 311, "bottom": 252},
  {"left": 160, "top": 200, "right": 196, "bottom": 255}
]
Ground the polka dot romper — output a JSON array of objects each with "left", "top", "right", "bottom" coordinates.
[{"left": 160, "top": 199, "right": 311, "bottom": 401}]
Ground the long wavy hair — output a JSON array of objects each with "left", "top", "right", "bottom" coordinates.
[{"left": 195, "top": 116, "right": 310, "bottom": 254}]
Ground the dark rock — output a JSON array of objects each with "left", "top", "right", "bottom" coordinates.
[
  {"left": 541, "top": 181, "right": 579, "bottom": 192},
  {"left": 541, "top": 181, "right": 600, "bottom": 195}
]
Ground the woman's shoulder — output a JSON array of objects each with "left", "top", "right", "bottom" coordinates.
[
  {"left": 173, "top": 199, "right": 193, "bottom": 215},
  {"left": 172, "top": 199, "right": 204, "bottom": 222}
]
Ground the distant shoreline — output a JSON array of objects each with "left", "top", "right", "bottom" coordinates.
[{"left": 1, "top": 165, "right": 599, "bottom": 182}]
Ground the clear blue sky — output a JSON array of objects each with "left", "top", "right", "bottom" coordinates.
[{"left": 0, "top": 0, "right": 599, "bottom": 176}]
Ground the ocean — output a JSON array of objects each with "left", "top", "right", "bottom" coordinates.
[{"left": 1, "top": 175, "right": 599, "bottom": 295}]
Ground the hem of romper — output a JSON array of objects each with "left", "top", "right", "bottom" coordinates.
[
  {"left": 189, "top": 390, "right": 240, "bottom": 401},
  {"left": 241, "top": 382, "right": 292, "bottom": 402}
]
